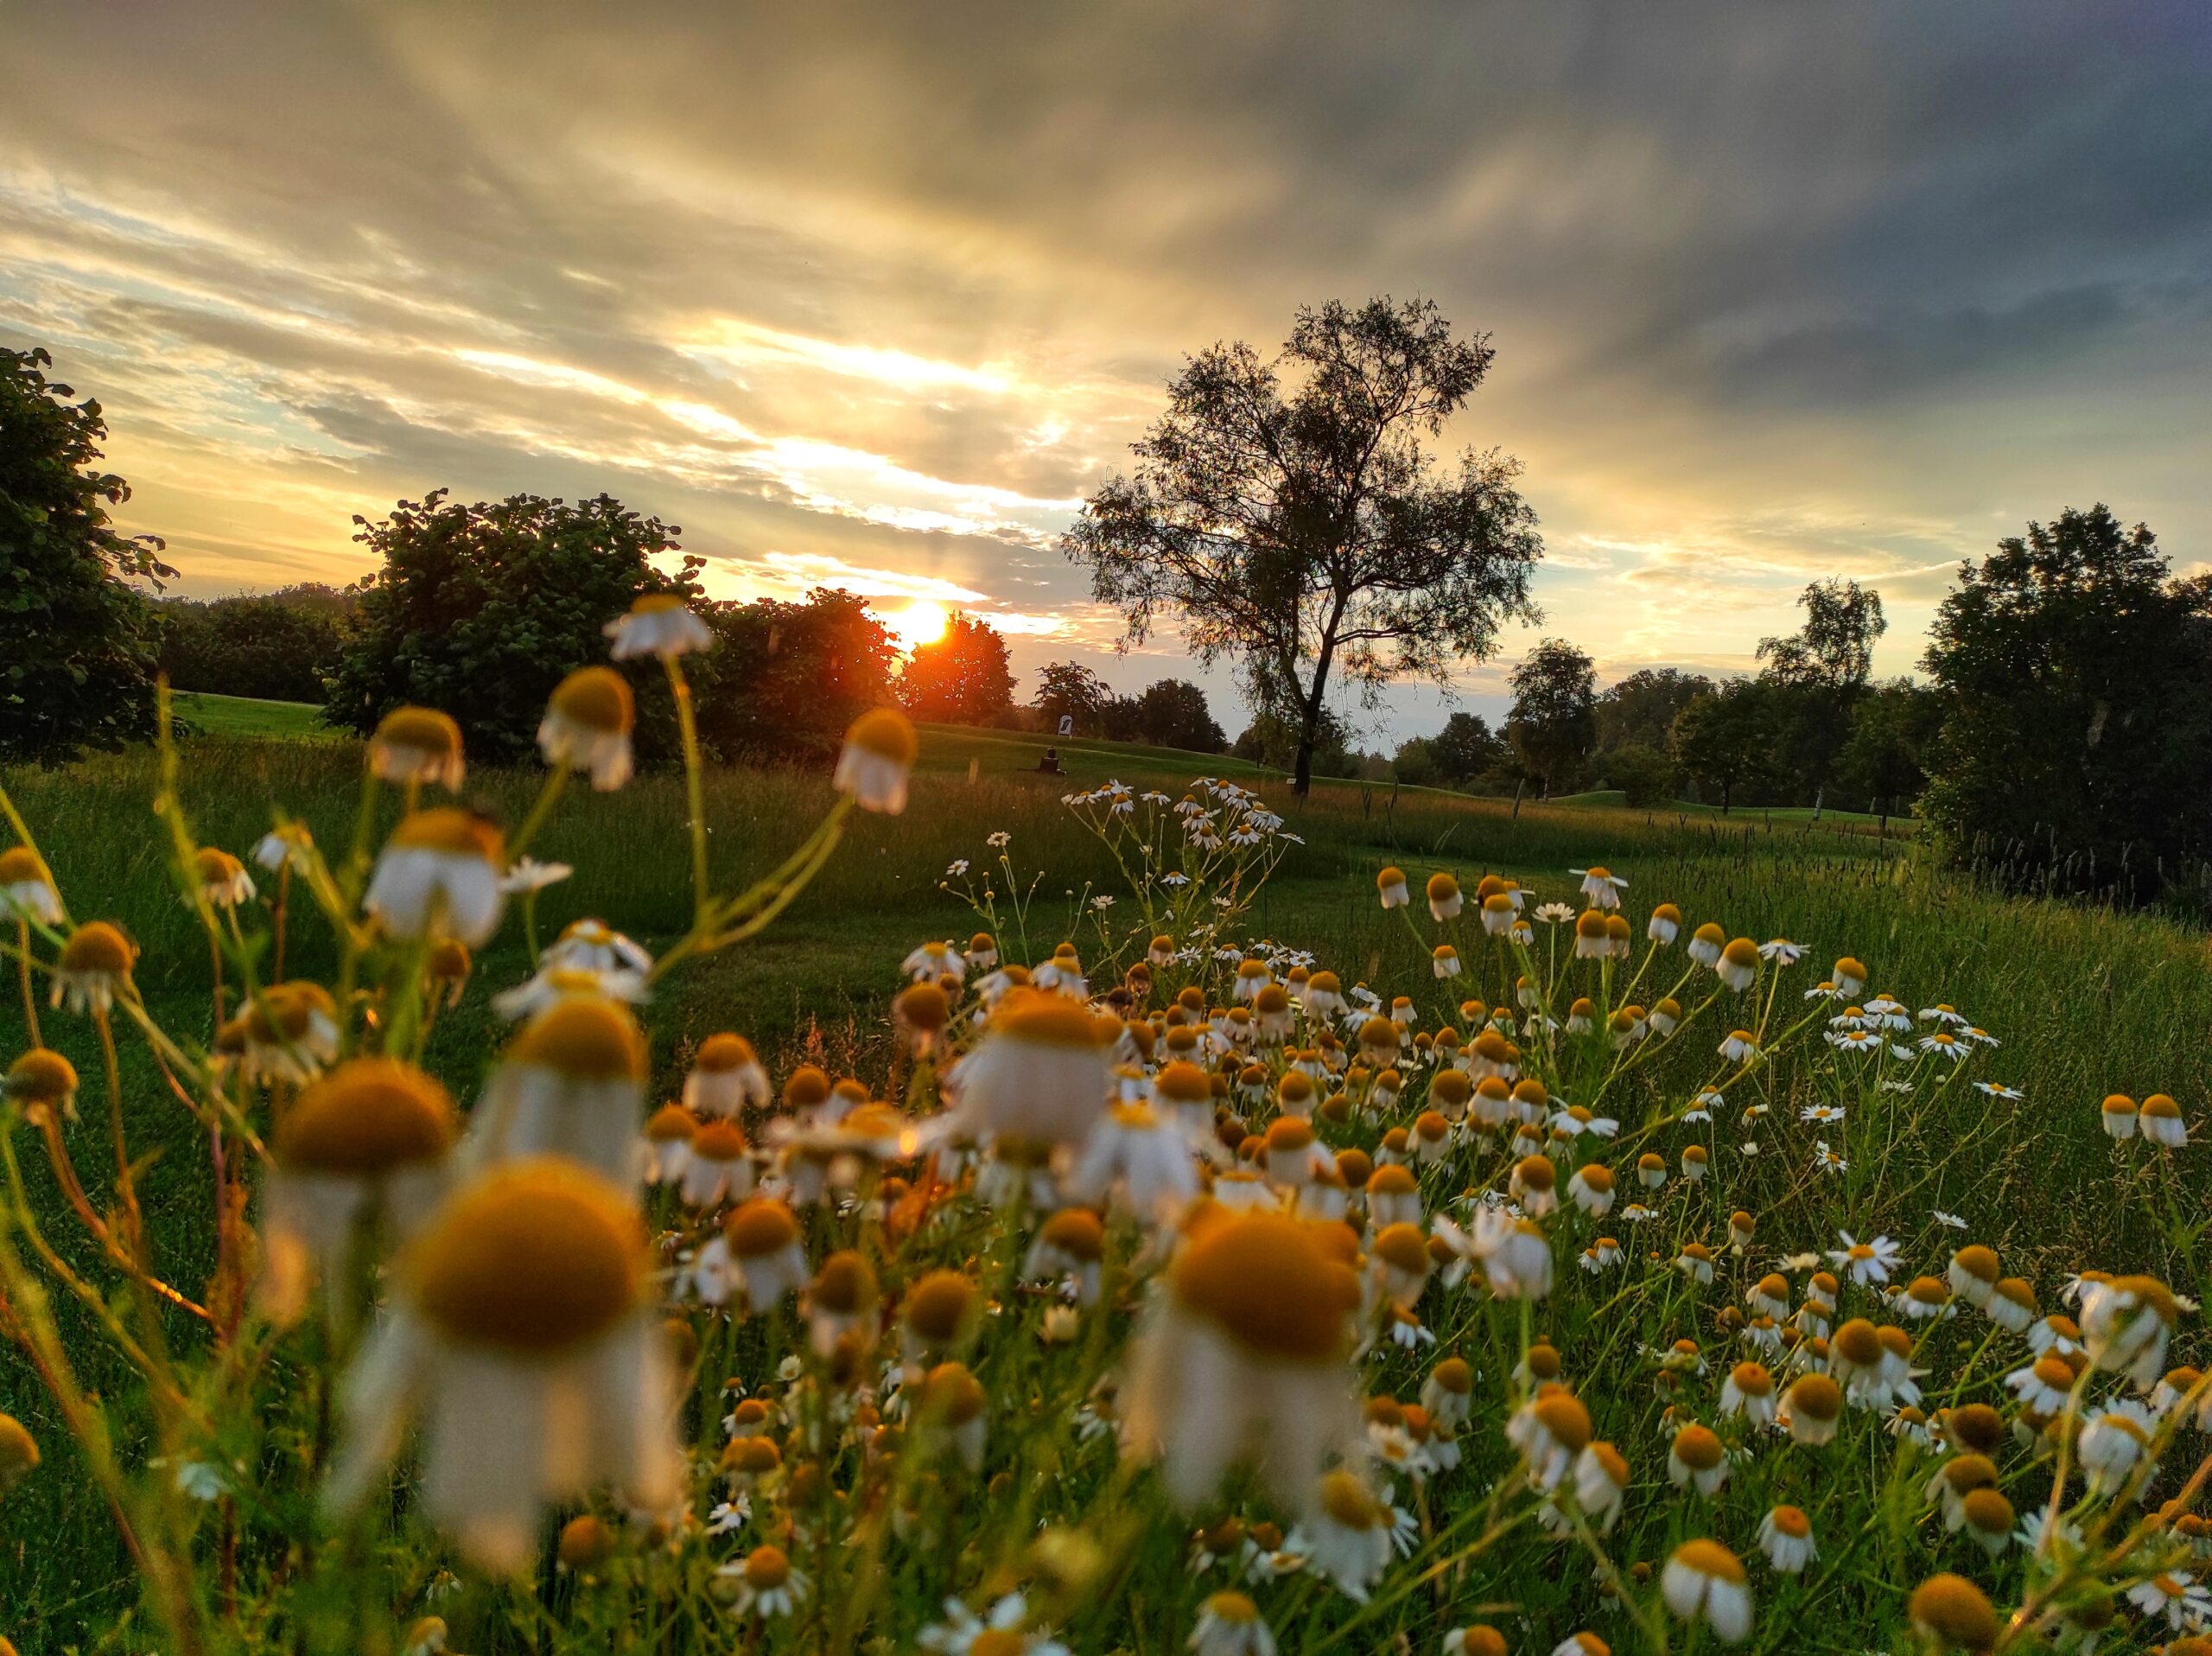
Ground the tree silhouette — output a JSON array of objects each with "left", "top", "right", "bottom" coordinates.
[{"left": 1063, "top": 297, "right": 1541, "bottom": 794}]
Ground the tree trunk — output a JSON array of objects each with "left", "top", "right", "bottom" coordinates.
[
  {"left": 1293, "top": 726, "right": 1317, "bottom": 796},
  {"left": 1721, "top": 779, "right": 1732, "bottom": 815}
]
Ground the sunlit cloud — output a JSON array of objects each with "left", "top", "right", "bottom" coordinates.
[{"left": 679, "top": 316, "right": 1014, "bottom": 395}]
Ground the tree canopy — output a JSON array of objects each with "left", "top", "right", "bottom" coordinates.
[
  {"left": 897, "top": 612, "right": 1015, "bottom": 725},
  {"left": 1919, "top": 504, "right": 2212, "bottom": 898},
  {"left": 1033, "top": 661, "right": 1116, "bottom": 734},
  {"left": 1, "top": 347, "right": 175, "bottom": 764},
  {"left": 1504, "top": 639, "right": 1597, "bottom": 795},
  {"left": 1062, "top": 296, "right": 1542, "bottom": 793},
  {"left": 695, "top": 588, "right": 897, "bottom": 763},
  {"left": 159, "top": 584, "right": 355, "bottom": 704},
  {"left": 327, "top": 491, "right": 698, "bottom": 763}
]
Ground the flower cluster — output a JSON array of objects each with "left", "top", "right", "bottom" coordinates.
[{"left": 2, "top": 634, "right": 2208, "bottom": 1654}]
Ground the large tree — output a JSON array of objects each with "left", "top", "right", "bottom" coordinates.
[
  {"left": 1, "top": 347, "right": 175, "bottom": 764},
  {"left": 1670, "top": 679, "right": 1777, "bottom": 814},
  {"left": 1594, "top": 667, "right": 1716, "bottom": 755},
  {"left": 1757, "top": 578, "right": 1886, "bottom": 804},
  {"left": 1504, "top": 639, "right": 1597, "bottom": 796},
  {"left": 1062, "top": 297, "right": 1542, "bottom": 794},
  {"left": 1920, "top": 506, "right": 2212, "bottom": 898},
  {"left": 327, "top": 491, "right": 699, "bottom": 763},
  {"left": 1428, "top": 710, "right": 1510, "bottom": 786},
  {"left": 1839, "top": 678, "right": 1942, "bottom": 834},
  {"left": 1116, "top": 678, "right": 1227, "bottom": 754},
  {"left": 695, "top": 588, "right": 897, "bottom": 763},
  {"left": 1033, "top": 660, "right": 1116, "bottom": 735},
  {"left": 897, "top": 611, "right": 1015, "bottom": 725}
]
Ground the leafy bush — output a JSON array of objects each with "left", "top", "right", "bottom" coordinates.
[
  {"left": 897, "top": 612, "right": 1015, "bottom": 725},
  {"left": 693, "top": 587, "right": 898, "bottom": 761},
  {"left": 0, "top": 347, "right": 174, "bottom": 764},
  {"left": 326, "top": 491, "right": 700, "bottom": 763},
  {"left": 1602, "top": 741, "right": 1677, "bottom": 807},
  {"left": 157, "top": 585, "right": 354, "bottom": 704},
  {"left": 1921, "top": 505, "right": 2212, "bottom": 901}
]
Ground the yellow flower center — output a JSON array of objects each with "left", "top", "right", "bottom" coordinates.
[
  {"left": 276, "top": 1058, "right": 456, "bottom": 1174},
  {"left": 60, "top": 921, "right": 135, "bottom": 977},
  {"left": 1171, "top": 1213, "right": 1359, "bottom": 1361},
  {"left": 388, "top": 808, "right": 503, "bottom": 863},
  {"left": 550, "top": 666, "right": 635, "bottom": 734},
  {"left": 845, "top": 707, "right": 918, "bottom": 763},
  {"left": 407, "top": 1159, "right": 643, "bottom": 1353},
  {"left": 508, "top": 997, "right": 646, "bottom": 1081}
]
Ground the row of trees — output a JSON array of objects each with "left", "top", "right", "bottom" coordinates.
[{"left": 11, "top": 333, "right": 2212, "bottom": 906}]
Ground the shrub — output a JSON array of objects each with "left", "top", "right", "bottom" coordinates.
[
  {"left": 157, "top": 585, "right": 354, "bottom": 703},
  {"left": 326, "top": 490, "right": 699, "bottom": 763},
  {"left": 0, "top": 347, "right": 174, "bottom": 764}
]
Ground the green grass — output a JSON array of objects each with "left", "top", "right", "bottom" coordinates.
[
  {"left": 2, "top": 726, "right": 2208, "bottom": 1647},
  {"left": 170, "top": 691, "right": 339, "bottom": 742}
]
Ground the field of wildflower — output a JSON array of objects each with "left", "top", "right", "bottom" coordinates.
[{"left": 3, "top": 598, "right": 2212, "bottom": 1655}]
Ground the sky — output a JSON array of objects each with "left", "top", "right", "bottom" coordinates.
[{"left": 5, "top": 1, "right": 2209, "bottom": 744}]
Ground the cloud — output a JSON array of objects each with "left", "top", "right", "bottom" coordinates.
[{"left": 2, "top": 0, "right": 2209, "bottom": 742}]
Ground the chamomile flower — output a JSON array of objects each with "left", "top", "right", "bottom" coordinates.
[
  {"left": 369, "top": 707, "right": 466, "bottom": 791},
  {"left": 0, "top": 845, "right": 62, "bottom": 923},
  {"left": 1660, "top": 1539, "right": 1753, "bottom": 1644},
  {"left": 50, "top": 921, "right": 137, "bottom": 1015},
  {"left": 537, "top": 666, "right": 635, "bottom": 789},
  {"left": 605, "top": 592, "right": 712, "bottom": 659},
  {"left": 1118, "top": 1212, "right": 1363, "bottom": 1511},
  {"left": 365, "top": 810, "right": 505, "bottom": 946},
  {"left": 834, "top": 708, "right": 918, "bottom": 814},
  {"left": 326, "top": 1158, "right": 679, "bottom": 1570},
  {"left": 1757, "top": 1505, "right": 1817, "bottom": 1573}
]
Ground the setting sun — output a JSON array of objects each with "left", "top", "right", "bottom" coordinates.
[{"left": 887, "top": 599, "right": 950, "bottom": 651}]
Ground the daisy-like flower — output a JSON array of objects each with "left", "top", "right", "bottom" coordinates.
[
  {"left": 678, "top": 1119, "right": 753, "bottom": 1207},
  {"left": 1572, "top": 910, "right": 1610, "bottom": 960},
  {"left": 498, "top": 857, "right": 572, "bottom": 895},
  {"left": 1811, "top": 1141, "right": 1847, "bottom": 1175},
  {"left": 1426, "top": 872, "right": 1463, "bottom": 920},
  {"left": 605, "top": 592, "right": 712, "bottom": 659},
  {"left": 1189, "top": 1589, "right": 1275, "bottom": 1656},
  {"left": 1831, "top": 956, "right": 1867, "bottom": 997},
  {"left": 50, "top": 920, "right": 137, "bottom": 1015},
  {"left": 1777, "top": 1374, "right": 1843, "bottom": 1446},
  {"left": 1506, "top": 1389, "right": 1591, "bottom": 1490},
  {"left": 2126, "top": 1569, "right": 2212, "bottom": 1632},
  {"left": 1569, "top": 866, "right": 1626, "bottom": 908},
  {"left": 1718, "top": 1029, "right": 1758, "bottom": 1064},
  {"left": 1442, "top": 1629, "right": 1507, "bottom": 1656},
  {"left": 918, "top": 1594, "right": 1071, "bottom": 1656},
  {"left": 1714, "top": 937, "right": 1760, "bottom": 992},
  {"left": 1288, "top": 1471, "right": 1395, "bottom": 1602},
  {"left": 1431, "top": 945, "right": 1462, "bottom": 979},
  {"left": 0, "top": 844, "right": 63, "bottom": 923},
  {"left": 2142, "top": 1092, "right": 2189, "bottom": 1148},
  {"left": 1061, "top": 1106, "right": 1203, "bottom": 1221},
  {"left": 544, "top": 918, "right": 653, "bottom": 978},
  {"left": 1661, "top": 1539, "right": 1753, "bottom": 1644},
  {"left": 5, "top": 1048, "right": 79, "bottom": 1123},
  {"left": 1757, "top": 1505, "right": 1816, "bottom": 1573},
  {"left": 191, "top": 846, "right": 256, "bottom": 908},
  {"left": 1974, "top": 1080, "right": 2024, "bottom": 1102},
  {"left": 834, "top": 708, "right": 918, "bottom": 814},
  {"left": 2079, "top": 1275, "right": 2181, "bottom": 1387},
  {"left": 468, "top": 994, "right": 648, "bottom": 1179},
  {"left": 1823, "top": 1231, "right": 1900, "bottom": 1286},
  {"left": 1757, "top": 938, "right": 1802, "bottom": 965},
  {"left": 683, "top": 1033, "right": 770, "bottom": 1118},
  {"left": 902, "top": 939, "right": 966, "bottom": 984},
  {"left": 1374, "top": 867, "right": 1409, "bottom": 909},
  {"left": 695, "top": 1197, "right": 808, "bottom": 1310},
  {"left": 948, "top": 989, "right": 1113, "bottom": 1148},
  {"left": 1117, "top": 1212, "right": 1363, "bottom": 1510},
  {"left": 537, "top": 666, "right": 635, "bottom": 790},
  {"left": 370, "top": 706, "right": 466, "bottom": 791},
  {"left": 365, "top": 809, "right": 505, "bottom": 946},
  {"left": 326, "top": 1158, "right": 679, "bottom": 1570},
  {"left": 236, "top": 980, "right": 342, "bottom": 1086},
  {"left": 261, "top": 1057, "right": 457, "bottom": 1324},
  {"left": 726, "top": 1544, "right": 810, "bottom": 1619},
  {"left": 1667, "top": 1423, "right": 1728, "bottom": 1495}
]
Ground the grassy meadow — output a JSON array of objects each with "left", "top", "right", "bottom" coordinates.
[{"left": 2, "top": 717, "right": 2209, "bottom": 1649}]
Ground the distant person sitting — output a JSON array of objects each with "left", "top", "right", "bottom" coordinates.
[{"left": 1037, "top": 746, "right": 1065, "bottom": 775}]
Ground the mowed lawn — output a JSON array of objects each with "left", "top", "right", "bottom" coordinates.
[{"left": 0, "top": 718, "right": 2204, "bottom": 1638}]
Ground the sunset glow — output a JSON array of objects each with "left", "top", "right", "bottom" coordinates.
[{"left": 885, "top": 599, "right": 950, "bottom": 652}]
